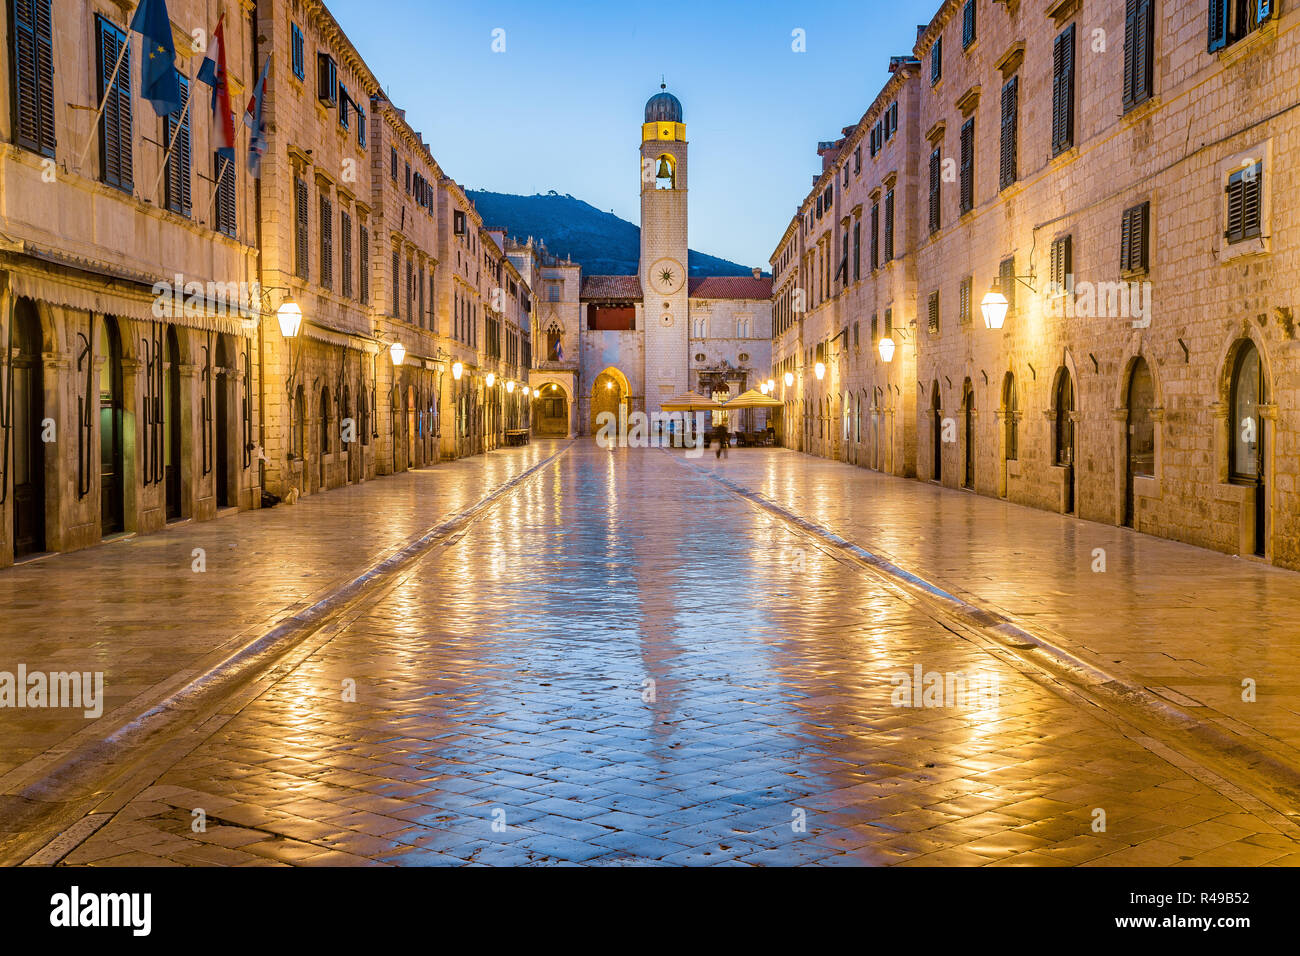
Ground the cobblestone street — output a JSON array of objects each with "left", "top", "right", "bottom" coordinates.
[{"left": 4, "top": 443, "right": 1298, "bottom": 867}]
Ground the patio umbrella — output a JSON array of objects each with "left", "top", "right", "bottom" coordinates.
[
  {"left": 721, "top": 389, "right": 784, "bottom": 436},
  {"left": 660, "top": 391, "right": 724, "bottom": 411}
]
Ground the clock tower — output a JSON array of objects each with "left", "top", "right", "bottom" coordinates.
[{"left": 640, "top": 86, "right": 689, "bottom": 414}]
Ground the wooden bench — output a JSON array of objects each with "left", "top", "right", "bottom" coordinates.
[{"left": 505, "top": 429, "right": 530, "bottom": 447}]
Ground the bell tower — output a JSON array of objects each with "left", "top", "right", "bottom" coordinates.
[{"left": 640, "top": 85, "right": 689, "bottom": 414}]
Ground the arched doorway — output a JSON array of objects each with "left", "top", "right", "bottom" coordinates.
[
  {"left": 962, "top": 379, "right": 975, "bottom": 490},
  {"left": 215, "top": 335, "right": 233, "bottom": 508},
  {"left": 164, "top": 326, "right": 182, "bottom": 520},
  {"left": 319, "top": 384, "right": 331, "bottom": 491},
  {"left": 406, "top": 385, "right": 416, "bottom": 467},
  {"left": 1125, "top": 357, "right": 1156, "bottom": 528},
  {"left": 10, "top": 300, "right": 45, "bottom": 557},
  {"left": 590, "top": 368, "right": 629, "bottom": 435},
  {"left": 931, "top": 381, "right": 943, "bottom": 483},
  {"left": 1229, "top": 340, "right": 1267, "bottom": 556},
  {"left": 533, "top": 382, "right": 569, "bottom": 437},
  {"left": 1001, "top": 372, "right": 1018, "bottom": 499},
  {"left": 99, "top": 317, "right": 125, "bottom": 535},
  {"left": 342, "top": 383, "right": 355, "bottom": 483},
  {"left": 1054, "top": 369, "right": 1076, "bottom": 514}
]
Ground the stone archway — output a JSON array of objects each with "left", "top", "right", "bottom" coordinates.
[
  {"left": 590, "top": 368, "right": 630, "bottom": 435},
  {"left": 533, "top": 381, "right": 571, "bottom": 437}
]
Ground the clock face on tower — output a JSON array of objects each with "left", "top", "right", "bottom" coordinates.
[{"left": 648, "top": 257, "right": 685, "bottom": 296}]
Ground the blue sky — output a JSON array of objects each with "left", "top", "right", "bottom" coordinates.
[{"left": 328, "top": 0, "right": 927, "bottom": 268}]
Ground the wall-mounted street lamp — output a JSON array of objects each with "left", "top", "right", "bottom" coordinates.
[
  {"left": 784, "top": 371, "right": 795, "bottom": 388},
  {"left": 980, "top": 283, "right": 1009, "bottom": 330},
  {"left": 389, "top": 341, "right": 406, "bottom": 366},
  {"left": 767, "top": 379, "right": 776, "bottom": 392},
  {"left": 814, "top": 362, "right": 826, "bottom": 381},
  {"left": 506, "top": 380, "right": 515, "bottom": 394},
  {"left": 276, "top": 299, "right": 303, "bottom": 339},
  {"left": 523, "top": 386, "right": 531, "bottom": 397},
  {"left": 878, "top": 337, "right": 896, "bottom": 363},
  {"left": 486, "top": 372, "right": 496, "bottom": 388},
  {"left": 452, "top": 362, "right": 464, "bottom": 381}
]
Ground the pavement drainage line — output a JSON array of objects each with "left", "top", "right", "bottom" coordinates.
[
  {"left": 8, "top": 443, "right": 573, "bottom": 863},
  {"left": 677, "top": 456, "right": 1300, "bottom": 808}
]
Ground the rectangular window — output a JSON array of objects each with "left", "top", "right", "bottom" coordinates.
[
  {"left": 1052, "top": 24, "right": 1076, "bottom": 155},
  {"left": 870, "top": 202, "right": 880, "bottom": 270},
  {"left": 854, "top": 146, "right": 861, "bottom": 174},
  {"left": 959, "top": 276, "right": 972, "bottom": 326},
  {"left": 1210, "top": 0, "right": 1274, "bottom": 53},
  {"left": 960, "top": 118, "right": 974, "bottom": 214},
  {"left": 1225, "top": 163, "right": 1262, "bottom": 244},
  {"left": 1123, "top": 0, "right": 1155, "bottom": 111},
  {"left": 294, "top": 178, "right": 309, "bottom": 280},
  {"left": 291, "top": 24, "right": 305, "bottom": 80},
  {"left": 164, "top": 76, "right": 192, "bottom": 217},
  {"left": 1000, "top": 75, "right": 1019, "bottom": 190},
  {"left": 931, "top": 35, "right": 943, "bottom": 84},
  {"left": 214, "top": 153, "right": 237, "bottom": 238},
  {"left": 392, "top": 246, "right": 401, "bottom": 317},
  {"left": 454, "top": 209, "right": 466, "bottom": 235},
  {"left": 962, "top": 0, "right": 976, "bottom": 49},
  {"left": 341, "top": 210, "right": 353, "bottom": 298},
  {"left": 883, "top": 189, "right": 895, "bottom": 262},
  {"left": 390, "top": 146, "right": 398, "bottom": 181},
  {"left": 884, "top": 308, "right": 893, "bottom": 337},
  {"left": 853, "top": 221, "right": 861, "bottom": 280},
  {"left": 871, "top": 312, "right": 878, "bottom": 343},
  {"left": 1121, "top": 201, "right": 1151, "bottom": 272},
  {"left": 319, "top": 195, "right": 333, "bottom": 290},
  {"left": 1050, "top": 236, "right": 1074, "bottom": 293},
  {"left": 96, "top": 15, "right": 133, "bottom": 192},
  {"left": 357, "top": 104, "right": 366, "bottom": 148},
  {"left": 928, "top": 291, "right": 940, "bottom": 335},
  {"left": 359, "top": 225, "right": 369, "bottom": 303},
  {"left": 338, "top": 84, "right": 350, "bottom": 129},
  {"left": 999, "top": 257, "right": 1016, "bottom": 316},
  {"left": 929, "top": 148, "right": 941, "bottom": 234},
  {"left": 13, "top": 0, "right": 56, "bottom": 157},
  {"left": 317, "top": 52, "right": 338, "bottom": 106}
]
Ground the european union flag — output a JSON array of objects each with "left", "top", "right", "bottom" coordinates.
[{"left": 129, "top": 0, "right": 182, "bottom": 116}]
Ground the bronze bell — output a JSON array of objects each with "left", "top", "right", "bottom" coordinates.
[{"left": 656, "top": 157, "right": 672, "bottom": 180}]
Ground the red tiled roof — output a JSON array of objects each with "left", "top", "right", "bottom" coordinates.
[
  {"left": 580, "top": 275, "right": 642, "bottom": 299},
  {"left": 688, "top": 276, "right": 772, "bottom": 300}
]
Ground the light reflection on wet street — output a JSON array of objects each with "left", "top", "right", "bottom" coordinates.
[{"left": 42, "top": 445, "right": 1300, "bottom": 865}]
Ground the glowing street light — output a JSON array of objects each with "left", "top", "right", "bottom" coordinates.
[
  {"left": 506, "top": 380, "right": 516, "bottom": 394},
  {"left": 767, "top": 379, "right": 776, "bottom": 392},
  {"left": 389, "top": 341, "right": 406, "bottom": 366},
  {"left": 878, "top": 337, "right": 896, "bottom": 363},
  {"left": 814, "top": 362, "right": 826, "bottom": 381},
  {"left": 784, "top": 371, "right": 795, "bottom": 388},
  {"left": 276, "top": 300, "right": 303, "bottom": 338},
  {"left": 981, "top": 281, "right": 1009, "bottom": 330},
  {"left": 452, "top": 362, "right": 464, "bottom": 381},
  {"left": 523, "top": 386, "right": 531, "bottom": 397},
  {"left": 486, "top": 372, "right": 496, "bottom": 388}
]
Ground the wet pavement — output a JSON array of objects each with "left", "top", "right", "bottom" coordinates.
[{"left": 13, "top": 443, "right": 1300, "bottom": 866}]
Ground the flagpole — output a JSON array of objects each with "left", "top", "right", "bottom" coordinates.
[
  {"left": 150, "top": 64, "right": 197, "bottom": 203},
  {"left": 74, "top": 27, "right": 133, "bottom": 175}
]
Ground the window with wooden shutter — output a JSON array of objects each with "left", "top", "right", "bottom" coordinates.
[
  {"left": 359, "top": 225, "right": 370, "bottom": 303},
  {"left": 870, "top": 202, "right": 880, "bottom": 270},
  {"left": 999, "top": 75, "right": 1018, "bottom": 190},
  {"left": 319, "top": 195, "right": 333, "bottom": 290},
  {"left": 392, "top": 246, "right": 401, "bottom": 317},
  {"left": 1123, "top": 0, "right": 1154, "bottom": 112},
  {"left": 96, "top": 15, "right": 133, "bottom": 192},
  {"left": 1050, "top": 236, "right": 1073, "bottom": 294},
  {"left": 317, "top": 53, "right": 338, "bottom": 106},
  {"left": 294, "top": 178, "right": 309, "bottom": 280},
  {"left": 871, "top": 312, "right": 878, "bottom": 343},
  {"left": 341, "top": 210, "right": 353, "bottom": 298},
  {"left": 884, "top": 308, "right": 893, "bottom": 337},
  {"left": 929, "top": 148, "right": 941, "bottom": 234},
  {"left": 963, "top": 0, "right": 976, "bottom": 49},
  {"left": 1225, "top": 163, "right": 1262, "bottom": 244},
  {"left": 931, "top": 35, "right": 942, "bottom": 85},
  {"left": 357, "top": 104, "right": 366, "bottom": 148},
  {"left": 13, "top": 0, "right": 57, "bottom": 157},
  {"left": 1212, "top": 0, "right": 1274, "bottom": 51},
  {"left": 999, "top": 257, "right": 1016, "bottom": 315},
  {"left": 214, "top": 153, "right": 237, "bottom": 237},
  {"left": 853, "top": 221, "right": 861, "bottom": 280},
  {"left": 1120, "top": 201, "right": 1151, "bottom": 273},
  {"left": 960, "top": 118, "right": 974, "bottom": 214},
  {"left": 1052, "top": 25, "right": 1076, "bottom": 155},
  {"left": 165, "top": 77, "right": 192, "bottom": 217},
  {"left": 959, "top": 276, "right": 972, "bottom": 326},
  {"left": 291, "top": 24, "right": 305, "bottom": 80},
  {"left": 883, "top": 189, "right": 895, "bottom": 262},
  {"left": 928, "top": 291, "right": 940, "bottom": 334}
]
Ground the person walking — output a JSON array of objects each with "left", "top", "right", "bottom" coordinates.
[{"left": 715, "top": 422, "right": 729, "bottom": 459}]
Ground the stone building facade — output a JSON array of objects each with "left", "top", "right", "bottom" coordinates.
[{"left": 772, "top": 0, "right": 1300, "bottom": 570}]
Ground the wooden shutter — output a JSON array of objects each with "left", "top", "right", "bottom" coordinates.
[
  {"left": 359, "top": 225, "right": 369, "bottom": 303},
  {"left": 960, "top": 277, "right": 971, "bottom": 325},
  {"left": 931, "top": 36, "right": 942, "bottom": 84},
  {"left": 1000, "top": 76, "right": 1018, "bottom": 190},
  {"left": 14, "top": 0, "right": 56, "bottom": 156},
  {"left": 928, "top": 291, "right": 939, "bottom": 334},
  {"left": 960, "top": 118, "right": 974, "bottom": 213},
  {"left": 1227, "top": 164, "right": 1263, "bottom": 242},
  {"left": 1208, "top": 0, "right": 1229, "bottom": 51},
  {"left": 870, "top": 203, "right": 879, "bottom": 270},
  {"left": 1124, "top": 0, "right": 1153, "bottom": 110},
  {"left": 295, "top": 179, "right": 309, "bottom": 279},
  {"left": 1051, "top": 236, "right": 1073, "bottom": 291},
  {"left": 97, "top": 16, "right": 133, "bottom": 191},
  {"left": 215, "top": 154, "right": 237, "bottom": 237},
  {"left": 883, "top": 189, "right": 894, "bottom": 261},
  {"left": 392, "top": 247, "right": 401, "bottom": 317},
  {"left": 962, "top": 0, "right": 976, "bottom": 48},
  {"left": 999, "top": 257, "right": 1016, "bottom": 314},
  {"left": 166, "top": 77, "right": 193, "bottom": 216},
  {"left": 341, "top": 211, "right": 353, "bottom": 298},
  {"left": 853, "top": 221, "right": 861, "bottom": 280},
  {"left": 929, "top": 148, "right": 941, "bottom": 234},
  {"left": 1121, "top": 202, "right": 1150, "bottom": 272},
  {"left": 1258, "top": 0, "right": 1273, "bottom": 22},
  {"left": 1052, "top": 25, "right": 1075, "bottom": 155},
  {"left": 320, "top": 195, "right": 332, "bottom": 289}
]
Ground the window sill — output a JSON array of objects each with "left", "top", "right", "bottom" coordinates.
[
  {"left": 1217, "top": 22, "right": 1277, "bottom": 67},
  {"left": 1221, "top": 236, "right": 1268, "bottom": 262},
  {"left": 1121, "top": 95, "right": 1160, "bottom": 124}
]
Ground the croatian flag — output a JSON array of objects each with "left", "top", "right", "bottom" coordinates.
[
  {"left": 243, "top": 58, "right": 271, "bottom": 176},
  {"left": 196, "top": 14, "right": 236, "bottom": 161}
]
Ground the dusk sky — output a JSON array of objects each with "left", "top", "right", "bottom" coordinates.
[{"left": 327, "top": 0, "right": 926, "bottom": 269}]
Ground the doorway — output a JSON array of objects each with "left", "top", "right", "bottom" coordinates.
[
  {"left": 931, "top": 381, "right": 943, "bottom": 482},
  {"left": 962, "top": 380, "right": 975, "bottom": 490},
  {"left": 1055, "top": 370, "right": 1076, "bottom": 515},
  {"left": 215, "top": 336, "right": 232, "bottom": 508},
  {"left": 11, "top": 300, "right": 45, "bottom": 557},
  {"left": 99, "top": 317, "right": 125, "bottom": 535},
  {"left": 1230, "top": 341, "right": 1267, "bottom": 556},
  {"left": 1125, "top": 357, "right": 1155, "bottom": 528},
  {"left": 164, "top": 326, "right": 182, "bottom": 519}
]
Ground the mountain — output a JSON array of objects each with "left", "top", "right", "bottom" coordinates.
[{"left": 465, "top": 190, "right": 762, "bottom": 278}]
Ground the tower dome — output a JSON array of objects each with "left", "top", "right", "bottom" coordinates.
[{"left": 645, "top": 87, "right": 683, "bottom": 124}]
